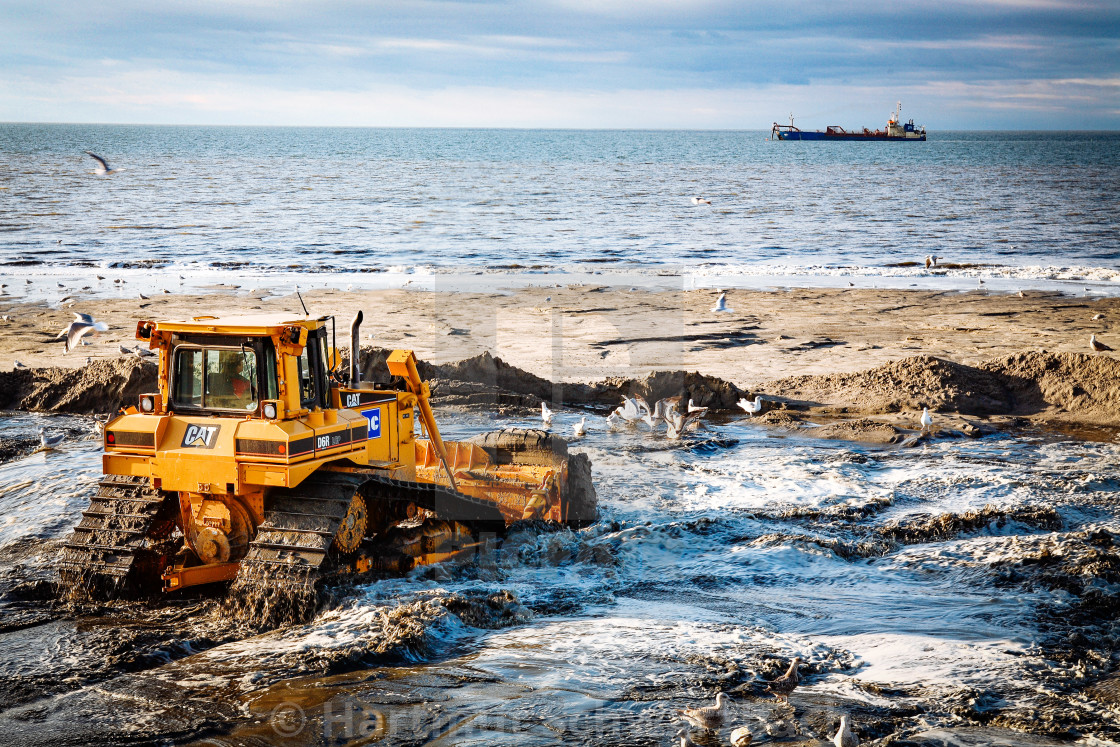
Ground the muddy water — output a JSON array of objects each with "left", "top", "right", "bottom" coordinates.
[{"left": 0, "top": 411, "right": 1118, "bottom": 746}]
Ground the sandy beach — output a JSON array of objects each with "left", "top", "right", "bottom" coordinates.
[
  {"left": 4, "top": 283, "right": 1119, "bottom": 429},
  {"left": 4, "top": 284, "right": 1119, "bottom": 376}
]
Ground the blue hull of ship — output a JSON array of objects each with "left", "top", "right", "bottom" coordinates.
[{"left": 777, "top": 131, "right": 925, "bottom": 142}]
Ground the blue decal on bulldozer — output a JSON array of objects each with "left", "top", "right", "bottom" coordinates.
[{"left": 363, "top": 407, "right": 382, "bottom": 438}]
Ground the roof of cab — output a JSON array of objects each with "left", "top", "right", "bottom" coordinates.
[{"left": 152, "top": 314, "right": 325, "bottom": 335}]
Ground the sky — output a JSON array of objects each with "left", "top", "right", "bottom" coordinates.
[{"left": 1, "top": 0, "right": 1118, "bottom": 129}]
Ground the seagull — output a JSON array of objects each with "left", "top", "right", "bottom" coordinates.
[
  {"left": 977, "top": 278, "right": 985, "bottom": 287},
  {"left": 1092, "top": 313, "right": 1105, "bottom": 321},
  {"left": 96, "top": 275, "right": 105, "bottom": 280},
  {"left": 541, "top": 401, "right": 554, "bottom": 426},
  {"left": 675, "top": 728, "right": 699, "bottom": 747},
  {"left": 686, "top": 398, "right": 706, "bottom": 414},
  {"left": 84, "top": 151, "right": 118, "bottom": 175},
  {"left": 1017, "top": 290, "right": 1025, "bottom": 298},
  {"left": 691, "top": 196, "right": 712, "bottom": 205},
  {"left": 63, "top": 315, "right": 109, "bottom": 352},
  {"left": 39, "top": 428, "right": 65, "bottom": 450},
  {"left": 920, "top": 407, "right": 933, "bottom": 433},
  {"left": 13, "top": 360, "right": 27, "bottom": 369},
  {"left": 119, "top": 344, "right": 132, "bottom": 355},
  {"left": 618, "top": 396, "right": 650, "bottom": 423},
  {"left": 1090, "top": 334, "right": 1113, "bottom": 353},
  {"left": 642, "top": 398, "right": 672, "bottom": 430},
  {"left": 666, "top": 408, "right": 705, "bottom": 439},
  {"left": 606, "top": 409, "right": 622, "bottom": 429},
  {"left": 833, "top": 714, "right": 858, "bottom": 747},
  {"left": 730, "top": 725, "right": 754, "bottom": 746},
  {"left": 924, "top": 255, "right": 932, "bottom": 270},
  {"left": 738, "top": 395, "right": 764, "bottom": 415},
  {"left": 712, "top": 292, "right": 732, "bottom": 313},
  {"left": 679, "top": 692, "right": 729, "bottom": 730},
  {"left": 573, "top": 416, "right": 587, "bottom": 437},
  {"left": 930, "top": 255, "right": 938, "bottom": 267},
  {"left": 765, "top": 657, "right": 802, "bottom": 702},
  {"left": 133, "top": 345, "right": 156, "bottom": 358},
  {"left": 138, "top": 292, "right": 149, "bottom": 300}
]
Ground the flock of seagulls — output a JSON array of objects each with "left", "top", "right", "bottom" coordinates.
[
  {"left": 545, "top": 395, "right": 711, "bottom": 440},
  {"left": 674, "top": 657, "right": 860, "bottom": 745}
]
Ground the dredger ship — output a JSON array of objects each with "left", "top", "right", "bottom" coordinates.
[
  {"left": 771, "top": 101, "right": 926, "bottom": 141},
  {"left": 58, "top": 311, "right": 595, "bottom": 615}
]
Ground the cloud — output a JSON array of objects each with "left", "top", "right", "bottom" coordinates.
[{"left": 0, "top": 0, "right": 1117, "bottom": 126}]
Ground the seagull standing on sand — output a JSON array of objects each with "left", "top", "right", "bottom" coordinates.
[
  {"left": 14, "top": 361, "right": 28, "bottom": 369},
  {"left": 39, "top": 428, "right": 65, "bottom": 450},
  {"left": 765, "top": 657, "right": 802, "bottom": 702},
  {"left": 712, "top": 292, "right": 732, "bottom": 313},
  {"left": 541, "top": 401, "right": 554, "bottom": 426},
  {"left": 62, "top": 313, "right": 109, "bottom": 352},
  {"left": 84, "top": 151, "right": 118, "bottom": 175},
  {"left": 833, "top": 714, "right": 859, "bottom": 747},
  {"left": 133, "top": 345, "right": 156, "bottom": 358},
  {"left": 573, "top": 417, "right": 587, "bottom": 438},
  {"left": 738, "top": 395, "right": 764, "bottom": 415},
  {"left": 920, "top": 407, "right": 933, "bottom": 433},
  {"left": 1090, "top": 334, "right": 1113, "bottom": 353},
  {"left": 679, "top": 692, "right": 730, "bottom": 730}
]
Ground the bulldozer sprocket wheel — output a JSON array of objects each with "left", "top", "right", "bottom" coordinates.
[
  {"left": 58, "top": 474, "right": 178, "bottom": 600},
  {"left": 333, "top": 494, "right": 368, "bottom": 554}
]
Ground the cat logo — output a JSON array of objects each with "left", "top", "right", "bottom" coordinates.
[{"left": 181, "top": 424, "right": 221, "bottom": 448}]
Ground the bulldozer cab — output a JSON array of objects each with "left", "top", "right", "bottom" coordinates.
[
  {"left": 137, "top": 316, "right": 336, "bottom": 419},
  {"left": 172, "top": 339, "right": 272, "bottom": 413}
]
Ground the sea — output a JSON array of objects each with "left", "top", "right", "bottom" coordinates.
[
  {"left": 0, "top": 125, "right": 1118, "bottom": 299},
  {"left": 1, "top": 126, "right": 1119, "bottom": 745}
]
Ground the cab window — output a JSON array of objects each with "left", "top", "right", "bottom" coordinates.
[{"left": 172, "top": 345, "right": 263, "bottom": 412}]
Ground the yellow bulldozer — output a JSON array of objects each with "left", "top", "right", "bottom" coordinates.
[{"left": 59, "top": 311, "right": 595, "bottom": 620}]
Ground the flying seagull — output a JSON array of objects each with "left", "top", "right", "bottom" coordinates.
[
  {"left": 712, "top": 292, "right": 732, "bottom": 313},
  {"left": 63, "top": 314, "right": 109, "bottom": 352},
  {"left": 84, "top": 151, "right": 118, "bottom": 175},
  {"left": 1090, "top": 334, "right": 1113, "bottom": 353},
  {"left": 679, "top": 692, "right": 729, "bottom": 730}
]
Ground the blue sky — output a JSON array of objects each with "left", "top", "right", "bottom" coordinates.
[{"left": 2, "top": 0, "right": 1117, "bottom": 128}]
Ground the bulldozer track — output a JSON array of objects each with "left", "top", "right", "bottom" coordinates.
[
  {"left": 58, "top": 474, "right": 173, "bottom": 599},
  {"left": 229, "top": 469, "right": 506, "bottom": 626}
]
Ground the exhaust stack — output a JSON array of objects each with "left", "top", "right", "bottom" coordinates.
[{"left": 350, "top": 310, "right": 363, "bottom": 385}]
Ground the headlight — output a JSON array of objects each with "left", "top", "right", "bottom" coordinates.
[
  {"left": 263, "top": 403, "right": 277, "bottom": 419},
  {"left": 140, "top": 396, "right": 154, "bottom": 412}
]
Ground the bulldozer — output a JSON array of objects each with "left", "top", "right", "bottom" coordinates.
[{"left": 59, "top": 311, "right": 595, "bottom": 621}]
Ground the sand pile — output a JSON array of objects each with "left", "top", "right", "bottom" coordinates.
[
  {"left": 0, "top": 359, "right": 156, "bottom": 415},
  {"left": 767, "top": 351, "right": 1120, "bottom": 424}
]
